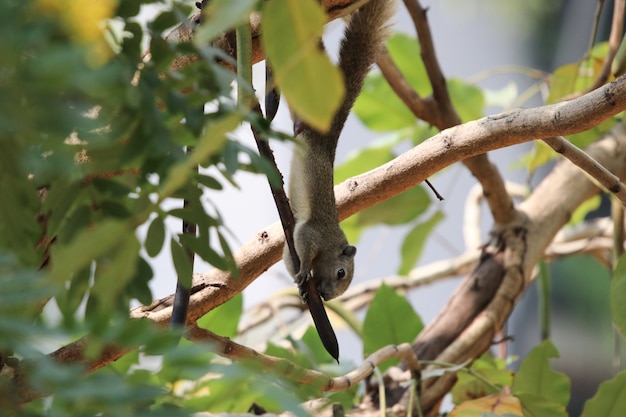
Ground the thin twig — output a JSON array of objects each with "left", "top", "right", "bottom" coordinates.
[
  {"left": 542, "top": 136, "right": 626, "bottom": 206},
  {"left": 402, "top": 0, "right": 458, "bottom": 127},
  {"left": 611, "top": 197, "right": 624, "bottom": 374},
  {"left": 463, "top": 182, "right": 528, "bottom": 249},
  {"left": 376, "top": 47, "right": 439, "bottom": 125},
  {"left": 398, "top": 0, "right": 517, "bottom": 226}
]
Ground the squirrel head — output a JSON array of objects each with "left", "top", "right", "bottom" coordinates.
[{"left": 312, "top": 244, "right": 357, "bottom": 300}]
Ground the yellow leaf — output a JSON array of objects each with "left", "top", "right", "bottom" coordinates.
[
  {"left": 262, "top": 0, "right": 344, "bottom": 132},
  {"left": 449, "top": 393, "right": 524, "bottom": 416}
]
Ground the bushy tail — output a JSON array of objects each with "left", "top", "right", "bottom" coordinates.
[{"left": 330, "top": 0, "right": 395, "bottom": 136}]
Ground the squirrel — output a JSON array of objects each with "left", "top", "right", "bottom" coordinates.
[{"left": 283, "top": 0, "right": 394, "bottom": 301}]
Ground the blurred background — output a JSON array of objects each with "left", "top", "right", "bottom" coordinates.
[{"left": 137, "top": 0, "right": 620, "bottom": 414}]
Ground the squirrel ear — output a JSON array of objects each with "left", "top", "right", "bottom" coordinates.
[{"left": 343, "top": 245, "right": 357, "bottom": 257}]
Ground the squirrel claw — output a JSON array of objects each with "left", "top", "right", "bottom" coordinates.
[
  {"left": 298, "top": 287, "right": 309, "bottom": 303},
  {"left": 295, "top": 272, "right": 310, "bottom": 302},
  {"left": 295, "top": 270, "right": 309, "bottom": 286}
]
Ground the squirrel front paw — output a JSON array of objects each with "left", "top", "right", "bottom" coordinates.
[
  {"left": 295, "top": 271, "right": 309, "bottom": 302},
  {"left": 294, "top": 271, "right": 308, "bottom": 286}
]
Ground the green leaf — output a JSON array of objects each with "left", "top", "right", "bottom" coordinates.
[
  {"left": 398, "top": 211, "right": 444, "bottom": 275},
  {"left": 567, "top": 117, "right": 617, "bottom": 149},
  {"left": 518, "top": 141, "right": 555, "bottom": 174},
  {"left": 194, "top": 0, "right": 259, "bottom": 45},
  {"left": 48, "top": 220, "right": 131, "bottom": 284},
  {"left": 107, "top": 349, "right": 140, "bottom": 375},
  {"left": 170, "top": 238, "right": 193, "bottom": 288},
  {"left": 342, "top": 185, "right": 432, "bottom": 243},
  {"left": 299, "top": 326, "right": 339, "bottom": 367},
  {"left": 262, "top": 0, "right": 343, "bottom": 132},
  {"left": 56, "top": 265, "right": 91, "bottom": 319},
  {"left": 362, "top": 284, "right": 423, "bottom": 372},
  {"left": 159, "top": 113, "right": 241, "bottom": 200},
  {"left": 580, "top": 370, "right": 626, "bottom": 417},
  {"left": 188, "top": 362, "right": 308, "bottom": 417},
  {"left": 451, "top": 352, "right": 513, "bottom": 405},
  {"left": 265, "top": 342, "right": 314, "bottom": 370},
  {"left": 547, "top": 63, "right": 578, "bottom": 103},
  {"left": 193, "top": 114, "right": 242, "bottom": 168},
  {"left": 0, "top": 254, "right": 55, "bottom": 319},
  {"left": 197, "top": 174, "right": 223, "bottom": 190},
  {"left": 448, "top": 78, "right": 485, "bottom": 123},
  {"left": 145, "top": 215, "right": 166, "bottom": 257},
  {"left": 354, "top": 74, "right": 416, "bottom": 131},
  {"left": 484, "top": 82, "right": 519, "bottom": 109},
  {"left": 149, "top": 10, "right": 179, "bottom": 33},
  {"left": 159, "top": 343, "right": 215, "bottom": 382},
  {"left": 386, "top": 34, "right": 431, "bottom": 95},
  {"left": 196, "top": 293, "right": 242, "bottom": 338},
  {"left": 611, "top": 253, "right": 626, "bottom": 337},
  {"left": 179, "top": 234, "right": 229, "bottom": 271},
  {"left": 516, "top": 393, "right": 568, "bottom": 417},
  {"left": 568, "top": 195, "right": 600, "bottom": 225},
  {"left": 512, "top": 340, "right": 570, "bottom": 408},
  {"left": 218, "top": 231, "right": 238, "bottom": 275},
  {"left": 149, "top": 36, "right": 175, "bottom": 72},
  {"left": 613, "top": 32, "right": 626, "bottom": 77},
  {"left": 91, "top": 234, "right": 140, "bottom": 310},
  {"left": 453, "top": 369, "right": 513, "bottom": 405},
  {"left": 335, "top": 135, "right": 400, "bottom": 183},
  {"left": 358, "top": 186, "right": 431, "bottom": 226},
  {"left": 127, "top": 256, "right": 153, "bottom": 306}
]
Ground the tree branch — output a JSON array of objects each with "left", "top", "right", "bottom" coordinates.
[
  {"left": 396, "top": 0, "right": 516, "bottom": 226},
  {"left": 398, "top": 122, "right": 626, "bottom": 413},
  {"left": 542, "top": 135, "right": 626, "bottom": 205}
]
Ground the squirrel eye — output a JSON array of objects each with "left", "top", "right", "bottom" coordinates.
[{"left": 337, "top": 268, "right": 346, "bottom": 279}]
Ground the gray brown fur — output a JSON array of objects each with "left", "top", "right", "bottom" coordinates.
[{"left": 283, "top": 0, "right": 394, "bottom": 300}]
